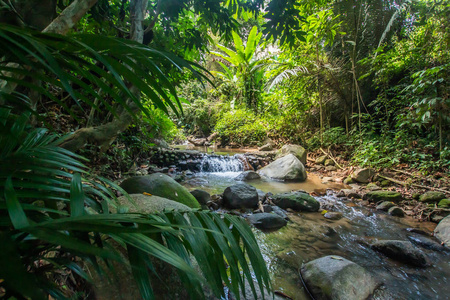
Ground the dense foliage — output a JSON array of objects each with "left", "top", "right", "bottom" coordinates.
[{"left": 176, "top": 0, "right": 449, "bottom": 171}]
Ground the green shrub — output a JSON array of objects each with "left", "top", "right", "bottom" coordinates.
[{"left": 215, "top": 109, "right": 267, "bottom": 146}]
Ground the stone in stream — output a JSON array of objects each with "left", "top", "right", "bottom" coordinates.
[
  {"left": 371, "top": 240, "right": 428, "bottom": 267},
  {"left": 276, "top": 144, "right": 307, "bottom": 165},
  {"left": 351, "top": 168, "right": 375, "bottom": 183},
  {"left": 376, "top": 201, "right": 396, "bottom": 211},
  {"left": 234, "top": 170, "right": 261, "bottom": 181},
  {"left": 119, "top": 173, "right": 200, "bottom": 208},
  {"left": 271, "top": 205, "right": 289, "bottom": 220},
  {"left": 323, "top": 212, "right": 343, "bottom": 220},
  {"left": 301, "top": 255, "right": 379, "bottom": 300},
  {"left": 223, "top": 183, "right": 259, "bottom": 209},
  {"left": 407, "top": 235, "right": 448, "bottom": 252},
  {"left": 114, "top": 194, "right": 191, "bottom": 214},
  {"left": 434, "top": 215, "right": 450, "bottom": 247},
  {"left": 258, "top": 154, "right": 307, "bottom": 182},
  {"left": 247, "top": 213, "right": 287, "bottom": 230},
  {"left": 388, "top": 206, "right": 404, "bottom": 217},
  {"left": 363, "top": 191, "right": 402, "bottom": 203},
  {"left": 272, "top": 191, "right": 320, "bottom": 212},
  {"left": 419, "top": 191, "right": 446, "bottom": 203},
  {"left": 189, "top": 189, "right": 210, "bottom": 206}
]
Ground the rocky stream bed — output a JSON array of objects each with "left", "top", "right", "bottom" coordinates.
[{"left": 113, "top": 144, "right": 450, "bottom": 299}]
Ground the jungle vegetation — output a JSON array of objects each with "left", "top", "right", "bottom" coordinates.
[{"left": 0, "top": 0, "right": 448, "bottom": 299}]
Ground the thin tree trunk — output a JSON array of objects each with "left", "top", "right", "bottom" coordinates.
[
  {"left": 61, "top": 0, "right": 148, "bottom": 152},
  {"left": 316, "top": 44, "right": 323, "bottom": 145}
]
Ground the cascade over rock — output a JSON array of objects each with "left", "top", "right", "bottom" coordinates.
[{"left": 258, "top": 154, "right": 307, "bottom": 181}]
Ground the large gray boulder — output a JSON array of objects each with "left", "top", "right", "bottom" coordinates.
[
  {"left": 115, "top": 194, "right": 191, "bottom": 214},
  {"left": 258, "top": 154, "right": 307, "bottom": 182},
  {"left": 247, "top": 213, "right": 287, "bottom": 230},
  {"left": 301, "top": 256, "right": 379, "bottom": 300},
  {"left": 272, "top": 191, "right": 320, "bottom": 212},
  {"left": 120, "top": 173, "right": 200, "bottom": 208},
  {"left": 371, "top": 240, "right": 428, "bottom": 267},
  {"left": 434, "top": 215, "right": 450, "bottom": 247},
  {"left": 276, "top": 144, "right": 307, "bottom": 165},
  {"left": 223, "top": 184, "right": 259, "bottom": 209}
]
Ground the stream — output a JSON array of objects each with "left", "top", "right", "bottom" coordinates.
[{"left": 179, "top": 149, "right": 450, "bottom": 299}]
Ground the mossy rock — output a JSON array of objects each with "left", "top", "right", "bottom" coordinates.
[
  {"left": 412, "top": 193, "right": 421, "bottom": 200},
  {"left": 419, "top": 191, "right": 446, "bottom": 203},
  {"left": 343, "top": 176, "right": 354, "bottom": 185},
  {"left": 276, "top": 144, "right": 307, "bottom": 165},
  {"left": 324, "top": 159, "right": 334, "bottom": 166},
  {"left": 114, "top": 194, "right": 191, "bottom": 214},
  {"left": 380, "top": 180, "right": 391, "bottom": 187},
  {"left": 366, "top": 183, "right": 381, "bottom": 190},
  {"left": 363, "top": 191, "right": 402, "bottom": 203},
  {"left": 120, "top": 173, "right": 201, "bottom": 208},
  {"left": 315, "top": 155, "right": 327, "bottom": 165},
  {"left": 272, "top": 191, "right": 320, "bottom": 212},
  {"left": 438, "top": 199, "right": 450, "bottom": 208}
]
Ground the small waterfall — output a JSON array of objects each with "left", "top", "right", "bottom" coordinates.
[{"left": 199, "top": 154, "right": 244, "bottom": 172}]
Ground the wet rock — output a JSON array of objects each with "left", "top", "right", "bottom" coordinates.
[
  {"left": 272, "top": 192, "right": 320, "bottom": 212},
  {"left": 271, "top": 206, "right": 289, "bottom": 220},
  {"left": 371, "top": 240, "right": 428, "bottom": 267},
  {"left": 405, "top": 228, "right": 431, "bottom": 236},
  {"left": 258, "top": 154, "right": 307, "bottom": 182},
  {"left": 301, "top": 255, "right": 379, "bottom": 300},
  {"left": 315, "top": 155, "right": 327, "bottom": 165},
  {"left": 120, "top": 173, "right": 200, "bottom": 208},
  {"left": 388, "top": 206, "right": 404, "bottom": 217},
  {"left": 438, "top": 198, "right": 450, "bottom": 208},
  {"left": 336, "top": 190, "right": 346, "bottom": 197},
  {"left": 351, "top": 168, "right": 375, "bottom": 183},
  {"left": 419, "top": 191, "right": 446, "bottom": 203},
  {"left": 234, "top": 171, "right": 261, "bottom": 181},
  {"left": 407, "top": 235, "right": 448, "bottom": 252},
  {"left": 323, "top": 212, "right": 343, "bottom": 220},
  {"left": 247, "top": 213, "right": 287, "bottom": 230},
  {"left": 276, "top": 144, "right": 307, "bottom": 165},
  {"left": 434, "top": 215, "right": 450, "bottom": 246},
  {"left": 223, "top": 184, "right": 259, "bottom": 209},
  {"left": 341, "top": 189, "right": 362, "bottom": 199},
  {"left": 263, "top": 205, "right": 273, "bottom": 213},
  {"left": 363, "top": 191, "right": 402, "bottom": 203},
  {"left": 115, "top": 194, "right": 191, "bottom": 214},
  {"left": 376, "top": 201, "right": 396, "bottom": 211},
  {"left": 190, "top": 189, "right": 210, "bottom": 206}
]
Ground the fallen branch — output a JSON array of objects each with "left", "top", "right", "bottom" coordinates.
[
  {"left": 378, "top": 175, "right": 450, "bottom": 195},
  {"left": 319, "top": 148, "right": 344, "bottom": 169}
]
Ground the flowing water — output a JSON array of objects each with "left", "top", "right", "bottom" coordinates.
[{"left": 180, "top": 150, "right": 450, "bottom": 299}]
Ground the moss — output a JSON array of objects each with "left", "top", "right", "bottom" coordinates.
[
  {"left": 419, "top": 191, "right": 445, "bottom": 203},
  {"left": 364, "top": 191, "right": 402, "bottom": 203},
  {"left": 438, "top": 199, "right": 450, "bottom": 208}
]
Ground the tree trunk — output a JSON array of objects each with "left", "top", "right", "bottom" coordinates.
[{"left": 61, "top": 0, "right": 148, "bottom": 152}]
